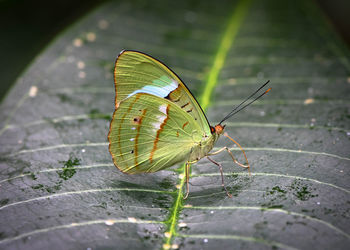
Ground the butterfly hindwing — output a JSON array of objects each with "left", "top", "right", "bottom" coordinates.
[
  {"left": 108, "top": 93, "right": 202, "bottom": 174},
  {"left": 114, "top": 50, "right": 211, "bottom": 136}
]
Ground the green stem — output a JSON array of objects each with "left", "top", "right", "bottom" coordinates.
[{"left": 163, "top": 0, "right": 252, "bottom": 248}]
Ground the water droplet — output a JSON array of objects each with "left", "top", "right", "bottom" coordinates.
[
  {"left": 86, "top": 32, "right": 96, "bottom": 42},
  {"left": 73, "top": 38, "right": 83, "bottom": 47},
  {"left": 171, "top": 244, "right": 179, "bottom": 249},
  {"left": 163, "top": 244, "right": 171, "bottom": 250},
  {"left": 178, "top": 222, "right": 187, "bottom": 227},
  {"left": 346, "top": 132, "right": 350, "bottom": 136},
  {"left": 105, "top": 219, "right": 115, "bottom": 225},
  {"left": 204, "top": 238, "right": 208, "bottom": 243},
  {"left": 316, "top": 202, "right": 320, "bottom": 205},
  {"left": 77, "top": 61, "right": 85, "bottom": 69},
  {"left": 81, "top": 149, "right": 86, "bottom": 153},
  {"left": 98, "top": 19, "right": 109, "bottom": 29},
  {"left": 210, "top": 211, "right": 214, "bottom": 214},
  {"left": 183, "top": 204, "right": 193, "bottom": 208},
  {"left": 78, "top": 71, "right": 86, "bottom": 78},
  {"left": 303, "top": 98, "right": 314, "bottom": 105},
  {"left": 28, "top": 86, "right": 38, "bottom": 97},
  {"left": 127, "top": 217, "right": 137, "bottom": 222},
  {"left": 228, "top": 78, "right": 236, "bottom": 85}
]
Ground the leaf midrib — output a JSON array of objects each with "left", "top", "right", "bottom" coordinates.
[{"left": 163, "top": 0, "right": 253, "bottom": 248}]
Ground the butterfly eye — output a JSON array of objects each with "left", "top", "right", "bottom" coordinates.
[{"left": 210, "top": 126, "right": 215, "bottom": 133}]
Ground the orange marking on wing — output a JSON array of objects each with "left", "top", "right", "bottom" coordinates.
[
  {"left": 165, "top": 85, "right": 181, "bottom": 102},
  {"left": 135, "top": 109, "right": 147, "bottom": 166},
  {"left": 176, "top": 131, "right": 179, "bottom": 137},
  {"left": 181, "top": 102, "right": 189, "bottom": 108},
  {"left": 132, "top": 116, "right": 141, "bottom": 124},
  {"left": 150, "top": 105, "right": 170, "bottom": 163},
  {"left": 182, "top": 121, "right": 189, "bottom": 129}
]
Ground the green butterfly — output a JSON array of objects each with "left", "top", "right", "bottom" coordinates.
[{"left": 108, "top": 50, "right": 270, "bottom": 199}]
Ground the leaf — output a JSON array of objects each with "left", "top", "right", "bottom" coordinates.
[{"left": 0, "top": 0, "right": 349, "bottom": 249}]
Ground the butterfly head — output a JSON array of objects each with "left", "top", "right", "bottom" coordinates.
[{"left": 211, "top": 124, "right": 225, "bottom": 135}]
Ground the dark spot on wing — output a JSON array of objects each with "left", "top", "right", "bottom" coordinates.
[{"left": 133, "top": 117, "right": 141, "bottom": 124}]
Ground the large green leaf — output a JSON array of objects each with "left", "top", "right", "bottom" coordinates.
[{"left": 0, "top": 0, "right": 349, "bottom": 249}]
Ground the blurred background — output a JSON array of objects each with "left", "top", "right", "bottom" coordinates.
[{"left": 0, "top": 0, "right": 349, "bottom": 101}]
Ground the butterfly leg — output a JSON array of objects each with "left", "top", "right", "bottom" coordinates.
[
  {"left": 183, "top": 162, "right": 191, "bottom": 199},
  {"left": 207, "top": 156, "right": 232, "bottom": 198},
  {"left": 208, "top": 147, "right": 250, "bottom": 173}
]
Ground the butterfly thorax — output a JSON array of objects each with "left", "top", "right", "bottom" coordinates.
[{"left": 188, "top": 124, "right": 224, "bottom": 162}]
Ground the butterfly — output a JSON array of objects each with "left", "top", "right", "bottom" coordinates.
[{"left": 108, "top": 50, "right": 271, "bottom": 199}]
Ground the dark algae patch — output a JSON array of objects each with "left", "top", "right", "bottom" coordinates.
[
  {"left": 30, "top": 172, "right": 37, "bottom": 180},
  {"left": 57, "top": 167, "right": 77, "bottom": 180},
  {"left": 31, "top": 181, "right": 62, "bottom": 193},
  {"left": 31, "top": 184, "right": 44, "bottom": 190},
  {"left": 270, "top": 186, "right": 287, "bottom": 194},
  {"left": 23, "top": 171, "right": 37, "bottom": 180},
  {"left": 262, "top": 180, "right": 318, "bottom": 208},
  {"left": 159, "top": 177, "right": 174, "bottom": 190},
  {"left": 0, "top": 198, "right": 9, "bottom": 206},
  {"left": 267, "top": 205, "right": 284, "bottom": 209},
  {"left": 57, "top": 154, "right": 80, "bottom": 180},
  {"left": 262, "top": 185, "right": 288, "bottom": 208},
  {"left": 290, "top": 179, "right": 318, "bottom": 201},
  {"left": 45, "top": 181, "right": 63, "bottom": 193}
]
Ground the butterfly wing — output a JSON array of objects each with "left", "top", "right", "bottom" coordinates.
[
  {"left": 108, "top": 93, "right": 202, "bottom": 174},
  {"left": 114, "top": 50, "right": 211, "bottom": 136}
]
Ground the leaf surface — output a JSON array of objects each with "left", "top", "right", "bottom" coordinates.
[{"left": 0, "top": 0, "right": 349, "bottom": 249}]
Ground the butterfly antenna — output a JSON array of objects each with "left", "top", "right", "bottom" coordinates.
[{"left": 219, "top": 80, "right": 271, "bottom": 124}]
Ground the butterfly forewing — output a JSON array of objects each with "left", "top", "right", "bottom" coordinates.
[
  {"left": 108, "top": 93, "right": 202, "bottom": 174},
  {"left": 114, "top": 50, "right": 211, "bottom": 136}
]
